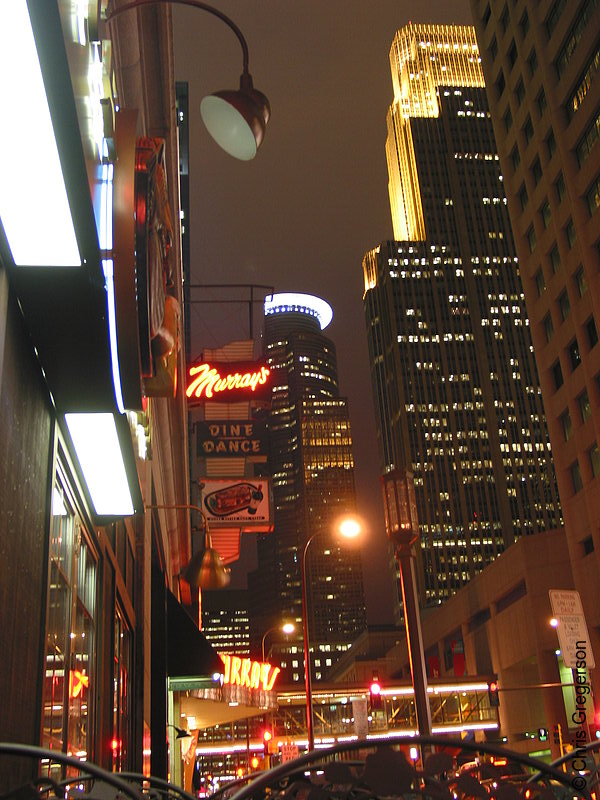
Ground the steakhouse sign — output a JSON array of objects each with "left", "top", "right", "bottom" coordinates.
[
  {"left": 186, "top": 361, "right": 271, "bottom": 404},
  {"left": 220, "top": 654, "right": 280, "bottom": 692}
]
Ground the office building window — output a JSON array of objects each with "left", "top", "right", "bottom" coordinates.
[
  {"left": 587, "top": 316, "right": 598, "bottom": 348},
  {"left": 555, "top": 173, "right": 566, "bottom": 202},
  {"left": 500, "top": 5, "right": 509, "bottom": 33},
  {"left": 524, "top": 116, "right": 534, "bottom": 144},
  {"left": 570, "top": 460, "right": 583, "bottom": 493},
  {"left": 576, "top": 109, "right": 600, "bottom": 166},
  {"left": 504, "top": 106, "right": 513, "bottom": 132},
  {"left": 42, "top": 467, "right": 98, "bottom": 777},
  {"left": 567, "top": 44, "right": 600, "bottom": 119},
  {"left": 566, "top": 219, "right": 576, "bottom": 248},
  {"left": 552, "top": 360, "right": 564, "bottom": 389},
  {"left": 528, "top": 48, "right": 538, "bottom": 75},
  {"left": 544, "top": 313, "right": 554, "bottom": 342},
  {"left": 542, "top": 202, "right": 552, "bottom": 229},
  {"left": 490, "top": 36, "right": 498, "bottom": 60},
  {"left": 508, "top": 41, "right": 518, "bottom": 70},
  {"left": 576, "top": 266, "right": 588, "bottom": 296},
  {"left": 590, "top": 444, "right": 600, "bottom": 478},
  {"left": 556, "top": 0, "right": 597, "bottom": 78},
  {"left": 587, "top": 176, "right": 600, "bottom": 216},
  {"left": 550, "top": 243, "right": 560, "bottom": 271},
  {"left": 546, "top": 0, "right": 566, "bottom": 37},
  {"left": 559, "top": 291, "right": 571, "bottom": 320},
  {"left": 515, "top": 79, "right": 525, "bottom": 105},
  {"left": 535, "top": 268, "right": 545, "bottom": 296},
  {"left": 579, "top": 389, "right": 592, "bottom": 422},
  {"left": 511, "top": 145, "right": 520, "bottom": 170},
  {"left": 560, "top": 409, "right": 572, "bottom": 441},
  {"left": 582, "top": 535, "right": 595, "bottom": 555},
  {"left": 520, "top": 10, "right": 530, "bottom": 38},
  {"left": 496, "top": 70, "right": 506, "bottom": 97},
  {"left": 547, "top": 130, "right": 556, "bottom": 158},
  {"left": 532, "top": 157, "right": 543, "bottom": 185},
  {"left": 519, "top": 184, "right": 529, "bottom": 210},
  {"left": 568, "top": 338, "right": 581, "bottom": 370},
  {"left": 527, "top": 226, "right": 537, "bottom": 253},
  {"left": 537, "top": 89, "right": 547, "bottom": 116}
]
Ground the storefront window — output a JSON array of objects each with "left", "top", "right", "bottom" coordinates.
[
  {"left": 42, "top": 468, "right": 97, "bottom": 775},
  {"left": 112, "top": 606, "right": 131, "bottom": 771}
]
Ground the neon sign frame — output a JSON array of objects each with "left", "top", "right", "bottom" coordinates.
[{"left": 186, "top": 360, "right": 271, "bottom": 404}]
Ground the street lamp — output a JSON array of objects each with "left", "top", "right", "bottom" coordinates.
[
  {"left": 105, "top": 0, "right": 270, "bottom": 160},
  {"left": 381, "top": 469, "right": 432, "bottom": 739},
  {"left": 147, "top": 503, "right": 230, "bottom": 589},
  {"left": 301, "top": 516, "right": 362, "bottom": 751},
  {"left": 261, "top": 622, "right": 295, "bottom": 662}
]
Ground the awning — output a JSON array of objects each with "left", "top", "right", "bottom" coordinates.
[{"left": 166, "top": 590, "right": 224, "bottom": 678}]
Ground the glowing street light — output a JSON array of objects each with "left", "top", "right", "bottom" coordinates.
[
  {"left": 301, "top": 516, "right": 363, "bottom": 750},
  {"left": 261, "top": 621, "right": 295, "bottom": 662}
]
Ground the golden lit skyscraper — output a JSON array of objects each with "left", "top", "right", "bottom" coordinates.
[{"left": 363, "top": 24, "right": 562, "bottom": 613}]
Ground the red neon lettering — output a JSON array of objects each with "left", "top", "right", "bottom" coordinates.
[
  {"left": 265, "top": 667, "right": 280, "bottom": 691},
  {"left": 231, "top": 656, "right": 242, "bottom": 686},
  {"left": 240, "top": 658, "right": 252, "bottom": 688},
  {"left": 186, "top": 363, "right": 270, "bottom": 400},
  {"left": 218, "top": 653, "right": 280, "bottom": 691},
  {"left": 250, "top": 661, "right": 261, "bottom": 689},
  {"left": 222, "top": 654, "right": 231, "bottom": 683}
]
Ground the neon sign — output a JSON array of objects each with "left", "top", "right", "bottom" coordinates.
[
  {"left": 220, "top": 654, "right": 280, "bottom": 691},
  {"left": 186, "top": 361, "right": 271, "bottom": 404}
]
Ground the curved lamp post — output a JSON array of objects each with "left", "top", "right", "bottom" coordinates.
[
  {"left": 302, "top": 516, "right": 362, "bottom": 751},
  {"left": 261, "top": 622, "right": 295, "bottom": 662},
  {"left": 105, "top": 0, "right": 270, "bottom": 160},
  {"left": 147, "top": 503, "right": 230, "bottom": 589}
]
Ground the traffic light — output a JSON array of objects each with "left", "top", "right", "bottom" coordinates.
[
  {"left": 251, "top": 755, "right": 260, "bottom": 770},
  {"left": 487, "top": 680, "right": 500, "bottom": 707},
  {"left": 553, "top": 723, "right": 562, "bottom": 746},
  {"left": 538, "top": 727, "right": 549, "bottom": 742},
  {"left": 262, "top": 729, "right": 272, "bottom": 756},
  {"left": 370, "top": 673, "right": 382, "bottom": 710}
]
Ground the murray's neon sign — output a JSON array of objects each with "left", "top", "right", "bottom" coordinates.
[
  {"left": 186, "top": 361, "right": 271, "bottom": 404},
  {"left": 220, "top": 654, "right": 280, "bottom": 691}
]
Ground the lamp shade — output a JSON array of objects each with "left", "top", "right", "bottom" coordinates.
[
  {"left": 182, "top": 533, "right": 231, "bottom": 589},
  {"left": 200, "top": 73, "right": 270, "bottom": 160}
]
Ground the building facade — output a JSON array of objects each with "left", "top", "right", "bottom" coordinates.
[
  {"left": 469, "top": 0, "right": 600, "bottom": 686},
  {"left": 248, "top": 293, "right": 367, "bottom": 683},
  {"left": 362, "top": 24, "right": 562, "bottom": 614},
  {"left": 0, "top": 2, "right": 218, "bottom": 787}
]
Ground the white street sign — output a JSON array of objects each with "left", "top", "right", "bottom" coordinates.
[{"left": 549, "top": 590, "right": 595, "bottom": 668}]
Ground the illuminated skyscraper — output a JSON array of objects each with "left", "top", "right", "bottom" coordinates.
[
  {"left": 363, "top": 24, "right": 562, "bottom": 613},
  {"left": 248, "top": 293, "right": 367, "bottom": 682}
]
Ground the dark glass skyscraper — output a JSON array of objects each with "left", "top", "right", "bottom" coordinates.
[
  {"left": 248, "top": 293, "right": 367, "bottom": 683},
  {"left": 362, "top": 24, "right": 562, "bottom": 614}
]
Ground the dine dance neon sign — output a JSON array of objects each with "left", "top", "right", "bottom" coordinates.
[
  {"left": 186, "top": 362, "right": 271, "bottom": 402},
  {"left": 220, "top": 654, "right": 280, "bottom": 691}
]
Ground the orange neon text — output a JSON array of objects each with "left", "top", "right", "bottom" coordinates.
[
  {"left": 186, "top": 363, "right": 270, "bottom": 400},
  {"left": 220, "top": 654, "right": 280, "bottom": 691},
  {"left": 69, "top": 670, "right": 89, "bottom": 699}
]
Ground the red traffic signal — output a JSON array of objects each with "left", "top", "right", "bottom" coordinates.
[
  {"left": 262, "top": 729, "right": 272, "bottom": 755},
  {"left": 488, "top": 681, "right": 500, "bottom": 707},
  {"left": 369, "top": 676, "right": 382, "bottom": 709}
]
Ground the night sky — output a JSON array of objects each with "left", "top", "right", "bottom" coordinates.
[{"left": 173, "top": 1, "right": 473, "bottom": 624}]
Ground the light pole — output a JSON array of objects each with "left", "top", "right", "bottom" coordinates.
[
  {"left": 301, "top": 516, "right": 361, "bottom": 751},
  {"left": 261, "top": 622, "right": 295, "bottom": 662},
  {"left": 381, "top": 469, "right": 432, "bottom": 740}
]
